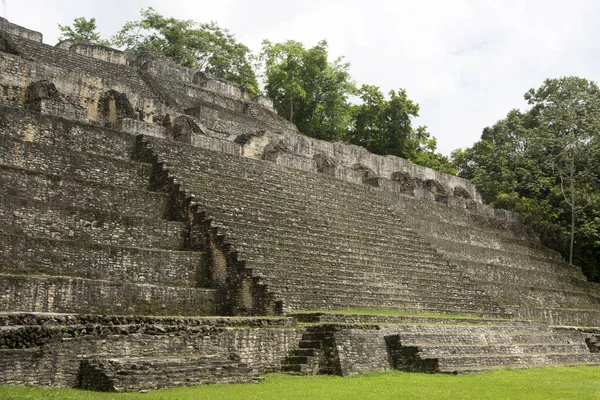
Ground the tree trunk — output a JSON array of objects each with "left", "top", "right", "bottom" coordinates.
[{"left": 569, "top": 164, "right": 575, "bottom": 265}]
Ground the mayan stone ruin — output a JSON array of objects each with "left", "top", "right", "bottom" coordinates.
[{"left": 1, "top": 17, "right": 600, "bottom": 392}]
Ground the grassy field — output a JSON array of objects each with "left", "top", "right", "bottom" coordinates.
[{"left": 1, "top": 366, "right": 600, "bottom": 400}]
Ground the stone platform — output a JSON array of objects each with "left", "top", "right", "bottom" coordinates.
[{"left": 1, "top": 17, "right": 600, "bottom": 391}]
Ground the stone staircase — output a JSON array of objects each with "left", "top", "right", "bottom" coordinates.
[
  {"left": 394, "top": 194, "right": 600, "bottom": 327},
  {"left": 287, "top": 313, "right": 600, "bottom": 375},
  {"left": 135, "top": 134, "right": 508, "bottom": 317},
  {"left": 2, "top": 16, "right": 600, "bottom": 390},
  {"left": 0, "top": 106, "right": 215, "bottom": 316}
]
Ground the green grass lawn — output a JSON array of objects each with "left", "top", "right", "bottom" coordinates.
[{"left": 2, "top": 367, "right": 600, "bottom": 400}]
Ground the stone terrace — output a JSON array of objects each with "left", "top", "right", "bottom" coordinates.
[{"left": 2, "top": 17, "right": 600, "bottom": 391}]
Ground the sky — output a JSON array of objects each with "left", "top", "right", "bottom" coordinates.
[{"left": 3, "top": 0, "right": 600, "bottom": 155}]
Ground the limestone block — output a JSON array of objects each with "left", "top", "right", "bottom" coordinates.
[
  {"left": 28, "top": 98, "right": 88, "bottom": 122},
  {"left": 253, "top": 95, "right": 274, "bottom": 109},
  {"left": 0, "top": 18, "right": 42, "bottom": 42},
  {"left": 414, "top": 188, "right": 436, "bottom": 202},
  {"left": 192, "top": 134, "right": 241, "bottom": 155},
  {"left": 112, "top": 118, "right": 166, "bottom": 138},
  {"left": 447, "top": 196, "right": 467, "bottom": 209},
  {"left": 57, "top": 40, "right": 127, "bottom": 65},
  {"left": 268, "top": 152, "right": 317, "bottom": 172}
]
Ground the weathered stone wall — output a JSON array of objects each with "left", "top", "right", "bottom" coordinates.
[
  {"left": 0, "top": 313, "right": 300, "bottom": 387},
  {"left": 0, "top": 17, "right": 42, "bottom": 42},
  {"left": 0, "top": 17, "right": 482, "bottom": 208},
  {"left": 56, "top": 40, "right": 127, "bottom": 65}
]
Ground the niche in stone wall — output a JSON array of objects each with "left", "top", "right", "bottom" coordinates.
[
  {"left": 97, "top": 90, "right": 136, "bottom": 125},
  {"left": 192, "top": 71, "right": 209, "bottom": 87},
  {"left": 424, "top": 179, "right": 449, "bottom": 204},
  {"left": 25, "top": 80, "right": 61, "bottom": 106},
  {"left": 166, "top": 115, "right": 203, "bottom": 144},
  {"left": 24, "top": 80, "right": 88, "bottom": 121},
  {"left": 262, "top": 141, "right": 287, "bottom": 162},
  {"left": 352, "top": 163, "right": 379, "bottom": 187},
  {"left": 391, "top": 171, "right": 417, "bottom": 194},
  {"left": 314, "top": 153, "right": 337, "bottom": 176},
  {"left": 453, "top": 186, "right": 476, "bottom": 208},
  {"left": 234, "top": 130, "right": 266, "bottom": 146},
  {"left": 0, "top": 34, "right": 18, "bottom": 55}
]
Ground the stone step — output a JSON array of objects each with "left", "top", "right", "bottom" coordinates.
[
  {"left": 281, "top": 363, "right": 310, "bottom": 373},
  {"left": 508, "top": 306, "right": 600, "bottom": 328},
  {"left": 79, "top": 356, "right": 261, "bottom": 392},
  {"left": 0, "top": 105, "right": 137, "bottom": 161},
  {"left": 0, "top": 195, "right": 185, "bottom": 249},
  {"left": 289, "top": 348, "right": 319, "bottom": 357},
  {"left": 430, "top": 236, "right": 568, "bottom": 268},
  {"left": 417, "top": 343, "right": 589, "bottom": 358},
  {"left": 444, "top": 360, "right": 600, "bottom": 374},
  {"left": 280, "top": 291, "right": 504, "bottom": 316},
  {"left": 250, "top": 259, "right": 468, "bottom": 290},
  {"left": 0, "top": 233, "right": 201, "bottom": 287},
  {"left": 411, "top": 217, "right": 564, "bottom": 264},
  {"left": 179, "top": 171, "right": 394, "bottom": 223},
  {"left": 0, "top": 135, "right": 152, "bottom": 190},
  {"left": 145, "top": 137, "right": 395, "bottom": 212},
  {"left": 214, "top": 215, "right": 437, "bottom": 256},
  {"left": 299, "top": 340, "right": 322, "bottom": 349},
  {"left": 477, "top": 281, "right": 600, "bottom": 310},
  {"left": 397, "top": 195, "right": 537, "bottom": 243},
  {"left": 259, "top": 271, "right": 493, "bottom": 305},
  {"left": 455, "top": 259, "right": 589, "bottom": 288},
  {"left": 435, "top": 352, "right": 600, "bottom": 372},
  {"left": 0, "top": 313, "right": 294, "bottom": 330},
  {"left": 293, "top": 313, "right": 533, "bottom": 326},
  {"left": 438, "top": 248, "right": 585, "bottom": 284},
  {"left": 393, "top": 332, "right": 582, "bottom": 346},
  {"left": 0, "top": 273, "right": 216, "bottom": 316},
  {"left": 232, "top": 237, "right": 452, "bottom": 270},
  {"left": 0, "top": 164, "right": 169, "bottom": 219},
  {"left": 283, "top": 355, "right": 312, "bottom": 365},
  {"left": 270, "top": 271, "right": 497, "bottom": 302},
  {"left": 389, "top": 324, "right": 558, "bottom": 335}
]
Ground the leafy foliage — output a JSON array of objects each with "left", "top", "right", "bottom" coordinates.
[
  {"left": 261, "top": 40, "right": 356, "bottom": 141},
  {"left": 112, "top": 8, "right": 259, "bottom": 96},
  {"left": 262, "top": 42, "right": 453, "bottom": 172},
  {"left": 57, "top": 17, "right": 109, "bottom": 46},
  {"left": 348, "top": 85, "right": 456, "bottom": 173},
  {"left": 59, "top": 11, "right": 455, "bottom": 174},
  {"left": 454, "top": 77, "right": 600, "bottom": 280}
]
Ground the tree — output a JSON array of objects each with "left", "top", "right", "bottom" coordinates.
[
  {"left": 525, "top": 77, "right": 600, "bottom": 264},
  {"left": 454, "top": 76, "right": 600, "bottom": 280},
  {"left": 347, "top": 85, "right": 456, "bottom": 173},
  {"left": 261, "top": 40, "right": 355, "bottom": 141},
  {"left": 57, "top": 17, "right": 109, "bottom": 45},
  {"left": 112, "top": 8, "right": 259, "bottom": 96}
]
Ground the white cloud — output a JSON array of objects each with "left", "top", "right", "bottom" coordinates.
[{"left": 3, "top": 0, "right": 600, "bottom": 155}]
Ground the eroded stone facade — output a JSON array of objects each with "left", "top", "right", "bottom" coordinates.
[{"left": 1, "top": 18, "right": 600, "bottom": 392}]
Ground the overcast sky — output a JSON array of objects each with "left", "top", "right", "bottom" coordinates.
[{"left": 3, "top": 0, "right": 600, "bottom": 155}]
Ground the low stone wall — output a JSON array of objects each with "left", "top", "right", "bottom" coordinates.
[
  {"left": 0, "top": 18, "right": 42, "bottom": 42},
  {"left": 57, "top": 40, "right": 127, "bottom": 65},
  {"left": 0, "top": 313, "right": 300, "bottom": 387}
]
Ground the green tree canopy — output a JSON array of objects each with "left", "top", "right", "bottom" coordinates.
[
  {"left": 57, "top": 17, "right": 109, "bottom": 45},
  {"left": 348, "top": 84, "right": 455, "bottom": 173},
  {"left": 112, "top": 8, "right": 259, "bottom": 96},
  {"left": 261, "top": 39, "right": 356, "bottom": 141},
  {"left": 454, "top": 76, "right": 600, "bottom": 280}
]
